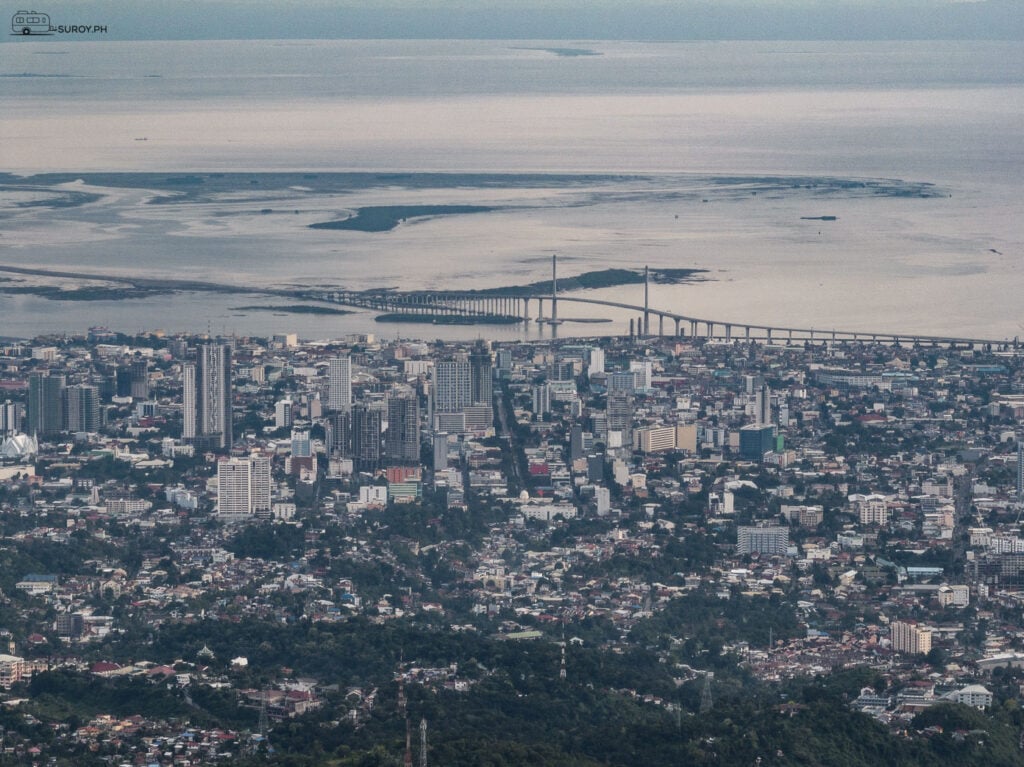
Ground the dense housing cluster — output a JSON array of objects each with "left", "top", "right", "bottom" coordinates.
[{"left": 1, "top": 327, "right": 1024, "bottom": 764}]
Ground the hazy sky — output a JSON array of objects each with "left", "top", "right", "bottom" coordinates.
[{"left": 4, "top": 0, "right": 1022, "bottom": 41}]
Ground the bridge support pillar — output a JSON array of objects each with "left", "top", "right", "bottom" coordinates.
[
  {"left": 675, "top": 318, "right": 681, "bottom": 337},
  {"left": 658, "top": 315, "right": 664, "bottom": 336}
]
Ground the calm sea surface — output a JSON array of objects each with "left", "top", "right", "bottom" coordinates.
[{"left": 1, "top": 39, "right": 1022, "bottom": 341}]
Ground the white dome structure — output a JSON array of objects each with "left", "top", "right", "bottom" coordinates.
[{"left": 0, "top": 433, "right": 38, "bottom": 460}]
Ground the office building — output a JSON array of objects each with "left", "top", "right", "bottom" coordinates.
[
  {"left": 352, "top": 404, "right": 383, "bottom": 471},
  {"left": 386, "top": 396, "right": 420, "bottom": 465},
  {"left": 184, "top": 344, "right": 232, "bottom": 450},
  {"left": 129, "top": 359, "right": 149, "bottom": 400},
  {"left": 635, "top": 425, "right": 675, "bottom": 453},
  {"left": 327, "top": 410, "right": 352, "bottom": 456},
  {"left": 606, "top": 391, "right": 634, "bottom": 445},
  {"left": 433, "top": 432, "right": 449, "bottom": 471},
  {"left": 469, "top": 341, "right": 493, "bottom": 405},
  {"left": 328, "top": 356, "right": 352, "bottom": 412},
  {"left": 607, "top": 371, "right": 635, "bottom": 393},
  {"left": 739, "top": 424, "right": 775, "bottom": 461},
  {"left": 26, "top": 373, "right": 65, "bottom": 436}
]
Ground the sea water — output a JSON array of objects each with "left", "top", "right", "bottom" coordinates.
[{"left": 1, "top": 39, "right": 1022, "bottom": 340}]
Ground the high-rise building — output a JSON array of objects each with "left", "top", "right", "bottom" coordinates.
[
  {"left": 606, "top": 371, "right": 635, "bottom": 393},
  {"left": 64, "top": 385, "right": 100, "bottom": 433},
  {"left": 217, "top": 455, "right": 271, "bottom": 521},
  {"left": 386, "top": 396, "right": 420, "bottom": 465},
  {"left": 435, "top": 358, "right": 472, "bottom": 414},
  {"left": 250, "top": 455, "right": 272, "bottom": 517},
  {"left": 890, "top": 620, "right": 932, "bottom": 655},
  {"left": 1018, "top": 439, "right": 1024, "bottom": 502},
  {"left": 532, "top": 383, "right": 550, "bottom": 419},
  {"left": 328, "top": 356, "right": 352, "bottom": 412},
  {"left": 433, "top": 432, "right": 449, "bottom": 471},
  {"left": 115, "top": 367, "right": 132, "bottom": 398},
  {"left": 274, "top": 399, "right": 293, "bottom": 430},
  {"left": 184, "top": 344, "right": 232, "bottom": 449},
  {"left": 352, "top": 404, "right": 383, "bottom": 471},
  {"left": 606, "top": 391, "right": 634, "bottom": 444},
  {"left": 129, "top": 359, "right": 150, "bottom": 400},
  {"left": 755, "top": 383, "right": 772, "bottom": 426},
  {"left": 739, "top": 424, "right": 775, "bottom": 460},
  {"left": 26, "top": 373, "right": 65, "bottom": 436},
  {"left": 851, "top": 494, "right": 890, "bottom": 526},
  {"left": 0, "top": 400, "right": 22, "bottom": 437},
  {"left": 737, "top": 525, "right": 789, "bottom": 556},
  {"left": 469, "top": 341, "right": 493, "bottom": 406},
  {"left": 217, "top": 457, "right": 252, "bottom": 520},
  {"left": 629, "top": 360, "right": 653, "bottom": 392},
  {"left": 570, "top": 425, "right": 586, "bottom": 461},
  {"left": 290, "top": 429, "right": 312, "bottom": 458},
  {"left": 588, "top": 348, "right": 605, "bottom": 376},
  {"left": 495, "top": 348, "right": 513, "bottom": 373},
  {"left": 327, "top": 410, "right": 352, "bottom": 456}
]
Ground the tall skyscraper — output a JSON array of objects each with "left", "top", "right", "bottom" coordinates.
[
  {"left": 26, "top": 373, "right": 65, "bottom": 436},
  {"left": 217, "top": 455, "right": 271, "bottom": 521},
  {"left": 1018, "top": 439, "right": 1024, "bottom": 502},
  {"left": 0, "top": 400, "right": 22, "bottom": 437},
  {"left": 327, "top": 410, "right": 352, "bottom": 456},
  {"left": 435, "top": 358, "right": 472, "bottom": 414},
  {"left": 115, "top": 367, "right": 132, "bottom": 398},
  {"left": 606, "top": 390, "right": 634, "bottom": 444},
  {"left": 386, "top": 396, "right": 420, "bottom": 465},
  {"left": 755, "top": 383, "right": 772, "bottom": 426},
  {"left": 352, "top": 404, "right": 383, "bottom": 471},
  {"left": 433, "top": 432, "right": 449, "bottom": 471},
  {"left": 65, "top": 385, "right": 100, "bottom": 433},
  {"left": 469, "top": 341, "right": 493, "bottom": 406},
  {"left": 183, "top": 344, "right": 232, "bottom": 449},
  {"left": 328, "top": 356, "right": 352, "bottom": 412},
  {"left": 182, "top": 362, "right": 196, "bottom": 440},
  {"left": 250, "top": 455, "right": 272, "bottom": 518},
  {"left": 129, "top": 359, "right": 150, "bottom": 400}
]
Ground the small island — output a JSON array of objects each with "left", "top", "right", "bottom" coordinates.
[{"left": 309, "top": 205, "right": 496, "bottom": 233}]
